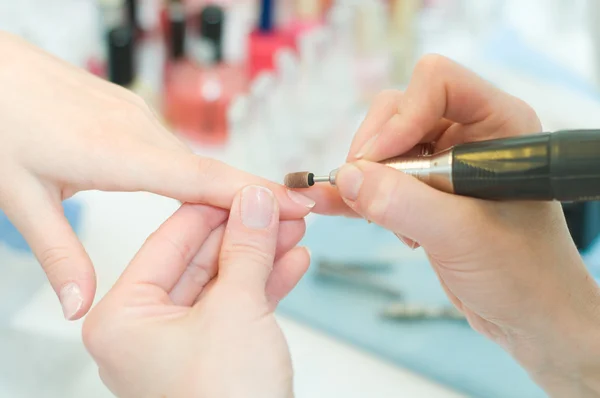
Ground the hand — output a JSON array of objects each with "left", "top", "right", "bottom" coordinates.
[
  {"left": 0, "top": 32, "right": 314, "bottom": 320},
  {"left": 83, "top": 186, "right": 309, "bottom": 398},
  {"left": 306, "top": 55, "right": 600, "bottom": 395}
]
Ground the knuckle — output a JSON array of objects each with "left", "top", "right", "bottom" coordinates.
[
  {"left": 513, "top": 98, "right": 542, "bottom": 131},
  {"left": 154, "top": 233, "right": 192, "bottom": 264},
  {"left": 38, "top": 246, "right": 72, "bottom": 279},
  {"left": 186, "top": 260, "right": 213, "bottom": 284},
  {"left": 120, "top": 88, "right": 150, "bottom": 112},
  {"left": 415, "top": 53, "right": 451, "bottom": 76},
  {"left": 221, "top": 239, "right": 273, "bottom": 267},
  {"left": 372, "top": 89, "right": 402, "bottom": 108}
]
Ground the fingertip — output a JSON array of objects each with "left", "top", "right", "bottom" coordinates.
[
  {"left": 238, "top": 185, "right": 278, "bottom": 230},
  {"left": 266, "top": 246, "right": 312, "bottom": 306},
  {"left": 335, "top": 162, "right": 364, "bottom": 203},
  {"left": 301, "top": 245, "right": 311, "bottom": 264},
  {"left": 275, "top": 187, "right": 313, "bottom": 220},
  {"left": 219, "top": 185, "right": 281, "bottom": 290},
  {"left": 58, "top": 273, "right": 96, "bottom": 321}
]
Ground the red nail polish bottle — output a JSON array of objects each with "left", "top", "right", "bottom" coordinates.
[
  {"left": 164, "top": 4, "right": 245, "bottom": 146},
  {"left": 247, "top": 0, "right": 296, "bottom": 80}
]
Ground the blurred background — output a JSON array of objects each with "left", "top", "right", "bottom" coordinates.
[{"left": 1, "top": 0, "right": 600, "bottom": 397}]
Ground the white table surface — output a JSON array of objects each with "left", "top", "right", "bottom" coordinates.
[{"left": 6, "top": 191, "right": 463, "bottom": 398}]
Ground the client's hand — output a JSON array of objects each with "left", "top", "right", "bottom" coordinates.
[
  {"left": 0, "top": 31, "right": 313, "bottom": 320},
  {"left": 306, "top": 55, "right": 600, "bottom": 396},
  {"left": 83, "top": 186, "right": 308, "bottom": 398}
]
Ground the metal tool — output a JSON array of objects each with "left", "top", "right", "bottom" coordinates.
[
  {"left": 284, "top": 129, "right": 600, "bottom": 201},
  {"left": 314, "top": 259, "right": 403, "bottom": 299},
  {"left": 381, "top": 302, "right": 466, "bottom": 321},
  {"left": 318, "top": 259, "right": 394, "bottom": 273}
]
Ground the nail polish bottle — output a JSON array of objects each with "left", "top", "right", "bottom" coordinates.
[
  {"left": 164, "top": 0, "right": 186, "bottom": 70},
  {"left": 164, "top": 5, "right": 244, "bottom": 145},
  {"left": 107, "top": 25, "right": 136, "bottom": 87},
  {"left": 247, "top": 0, "right": 296, "bottom": 80},
  {"left": 107, "top": 25, "right": 158, "bottom": 109}
]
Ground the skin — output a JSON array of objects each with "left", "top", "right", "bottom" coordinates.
[
  {"left": 4, "top": 29, "right": 599, "bottom": 396},
  {"left": 0, "top": 31, "right": 314, "bottom": 320},
  {"left": 85, "top": 55, "right": 600, "bottom": 397},
  {"left": 304, "top": 55, "right": 600, "bottom": 396},
  {"left": 83, "top": 187, "right": 308, "bottom": 398}
]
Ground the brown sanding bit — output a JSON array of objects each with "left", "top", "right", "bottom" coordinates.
[{"left": 284, "top": 170, "right": 338, "bottom": 189}]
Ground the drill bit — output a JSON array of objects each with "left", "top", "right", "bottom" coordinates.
[
  {"left": 284, "top": 169, "right": 338, "bottom": 189},
  {"left": 283, "top": 143, "right": 436, "bottom": 189}
]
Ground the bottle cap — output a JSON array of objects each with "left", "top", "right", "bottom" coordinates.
[
  {"left": 258, "top": 0, "right": 275, "bottom": 32},
  {"left": 169, "top": 1, "right": 186, "bottom": 59},
  {"left": 108, "top": 26, "right": 135, "bottom": 86},
  {"left": 199, "top": 5, "right": 225, "bottom": 63}
]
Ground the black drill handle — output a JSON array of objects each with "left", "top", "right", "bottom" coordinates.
[{"left": 451, "top": 130, "right": 600, "bottom": 201}]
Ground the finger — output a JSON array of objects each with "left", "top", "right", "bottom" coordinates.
[
  {"left": 357, "top": 54, "right": 520, "bottom": 161},
  {"left": 347, "top": 90, "right": 403, "bottom": 160},
  {"left": 169, "top": 219, "right": 306, "bottom": 307},
  {"left": 2, "top": 177, "right": 95, "bottom": 320},
  {"left": 118, "top": 204, "right": 228, "bottom": 292},
  {"left": 92, "top": 147, "right": 315, "bottom": 220},
  {"left": 375, "top": 115, "right": 453, "bottom": 151},
  {"left": 297, "top": 184, "right": 359, "bottom": 217},
  {"left": 348, "top": 89, "right": 451, "bottom": 161},
  {"left": 266, "top": 246, "right": 311, "bottom": 309},
  {"left": 218, "top": 185, "right": 279, "bottom": 294},
  {"left": 168, "top": 222, "right": 225, "bottom": 307},
  {"left": 335, "top": 160, "right": 475, "bottom": 249}
]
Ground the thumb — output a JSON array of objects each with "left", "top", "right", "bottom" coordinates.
[
  {"left": 335, "top": 160, "right": 474, "bottom": 249},
  {"left": 2, "top": 179, "right": 95, "bottom": 320},
  {"left": 218, "top": 185, "right": 279, "bottom": 294}
]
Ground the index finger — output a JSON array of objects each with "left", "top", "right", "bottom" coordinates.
[
  {"left": 353, "top": 54, "right": 511, "bottom": 161},
  {"left": 90, "top": 147, "right": 316, "bottom": 220}
]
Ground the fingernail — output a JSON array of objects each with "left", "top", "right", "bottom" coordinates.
[
  {"left": 394, "top": 233, "right": 420, "bottom": 250},
  {"left": 287, "top": 190, "right": 315, "bottom": 209},
  {"left": 241, "top": 185, "right": 275, "bottom": 229},
  {"left": 336, "top": 163, "right": 363, "bottom": 201},
  {"left": 355, "top": 133, "right": 380, "bottom": 159},
  {"left": 303, "top": 246, "right": 312, "bottom": 261},
  {"left": 60, "top": 282, "right": 83, "bottom": 320}
]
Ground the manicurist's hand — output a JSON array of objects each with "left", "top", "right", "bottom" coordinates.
[
  {"left": 306, "top": 55, "right": 600, "bottom": 396},
  {"left": 83, "top": 186, "right": 308, "bottom": 398},
  {"left": 0, "top": 31, "right": 314, "bottom": 320}
]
